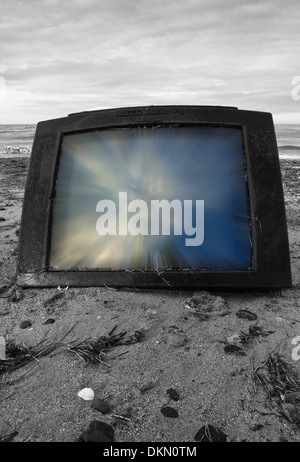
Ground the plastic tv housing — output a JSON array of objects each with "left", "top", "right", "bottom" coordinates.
[{"left": 17, "top": 105, "right": 291, "bottom": 289}]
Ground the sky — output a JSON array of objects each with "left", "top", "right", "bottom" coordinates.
[{"left": 0, "top": 0, "right": 299, "bottom": 124}]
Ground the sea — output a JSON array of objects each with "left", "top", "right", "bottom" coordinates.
[{"left": 0, "top": 124, "right": 299, "bottom": 159}]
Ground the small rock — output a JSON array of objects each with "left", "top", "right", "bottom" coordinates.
[
  {"left": 195, "top": 424, "right": 227, "bottom": 442},
  {"left": 146, "top": 308, "right": 157, "bottom": 317},
  {"left": 252, "top": 423, "right": 264, "bottom": 431},
  {"left": 226, "top": 333, "right": 241, "bottom": 345},
  {"left": 236, "top": 309, "right": 257, "bottom": 321},
  {"left": 166, "top": 388, "right": 180, "bottom": 401},
  {"left": 91, "top": 397, "right": 111, "bottom": 414},
  {"left": 160, "top": 406, "right": 178, "bottom": 418},
  {"left": 168, "top": 332, "right": 187, "bottom": 348},
  {"left": 78, "top": 420, "right": 114, "bottom": 442},
  {"left": 138, "top": 378, "right": 157, "bottom": 393},
  {"left": 19, "top": 320, "right": 32, "bottom": 329},
  {"left": 43, "top": 318, "right": 55, "bottom": 324},
  {"left": 224, "top": 344, "right": 246, "bottom": 356}
]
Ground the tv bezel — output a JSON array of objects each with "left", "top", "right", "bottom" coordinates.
[{"left": 17, "top": 105, "right": 292, "bottom": 289}]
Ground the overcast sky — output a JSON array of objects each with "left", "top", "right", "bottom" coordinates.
[{"left": 0, "top": 0, "right": 299, "bottom": 124}]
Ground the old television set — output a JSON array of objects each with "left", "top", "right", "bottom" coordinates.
[{"left": 17, "top": 105, "right": 291, "bottom": 289}]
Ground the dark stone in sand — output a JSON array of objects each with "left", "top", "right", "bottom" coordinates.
[
  {"left": 77, "top": 420, "right": 114, "bottom": 442},
  {"left": 160, "top": 406, "right": 178, "bottom": 418},
  {"left": 20, "top": 320, "right": 32, "bottom": 329},
  {"left": 91, "top": 397, "right": 111, "bottom": 414},
  {"left": 195, "top": 424, "right": 227, "bottom": 442},
  {"left": 166, "top": 388, "right": 180, "bottom": 401},
  {"left": 236, "top": 309, "right": 257, "bottom": 320},
  {"left": 43, "top": 318, "right": 56, "bottom": 324},
  {"left": 0, "top": 217, "right": 6, "bottom": 222},
  {"left": 224, "top": 344, "right": 246, "bottom": 356},
  {"left": 252, "top": 423, "right": 264, "bottom": 431}
]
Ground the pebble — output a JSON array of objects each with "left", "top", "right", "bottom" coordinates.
[
  {"left": 168, "top": 332, "right": 187, "bottom": 348},
  {"left": 91, "top": 397, "right": 111, "bottom": 414},
  {"left": 194, "top": 424, "right": 227, "bottom": 442},
  {"left": 43, "top": 318, "right": 56, "bottom": 324},
  {"left": 77, "top": 420, "right": 114, "bottom": 442},
  {"left": 146, "top": 308, "right": 157, "bottom": 317},
  {"left": 138, "top": 378, "right": 157, "bottom": 393},
  {"left": 160, "top": 406, "right": 178, "bottom": 418},
  {"left": 166, "top": 388, "right": 180, "bottom": 401},
  {"left": 236, "top": 309, "right": 257, "bottom": 320},
  {"left": 19, "top": 320, "right": 32, "bottom": 329},
  {"left": 252, "top": 423, "right": 264, "bottom": 431}
]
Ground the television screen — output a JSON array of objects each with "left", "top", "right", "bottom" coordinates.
[
  {"left": 17, "top": 105, "right": 291, "bottom": 289},
  {"left": 50, "top": 126, "right": 251, "bottom": 271}
]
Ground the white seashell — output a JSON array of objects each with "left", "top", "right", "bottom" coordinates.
[{"left": 78, "top": 388, "right": 95, "bottom": 401}]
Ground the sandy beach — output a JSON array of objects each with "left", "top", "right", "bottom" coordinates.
[{"left": 0, "top": 155, "right": 300, "bottom": 442}]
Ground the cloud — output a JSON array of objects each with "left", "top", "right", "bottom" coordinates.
[{"left": 0, "top": 0, "right": 299, "bottom": 123}]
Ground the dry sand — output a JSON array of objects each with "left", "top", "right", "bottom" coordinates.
[{"left": 0, "top": 156, "right": 300, "bottom": 443}]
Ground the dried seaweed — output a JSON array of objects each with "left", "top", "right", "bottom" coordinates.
[
  {"left": 0, "top": 339, "right": 56, "bottom": 375},
  {"left": 254, "top": 352, "right": 300, "bottom": 424},
  {"left": 0, "top": 325, "right": 145, "bottom": 375},
  {"left": 66, "top": 330, "right": 127, "bottom": 364}
]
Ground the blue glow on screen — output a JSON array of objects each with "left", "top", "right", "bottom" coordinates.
[{"left": 49, "top": 126, "right": 252, "bottom": 270}]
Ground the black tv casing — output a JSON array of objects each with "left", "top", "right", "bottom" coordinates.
[{"left": 17, "top": 105, "right": 292, "bottom": 289}]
